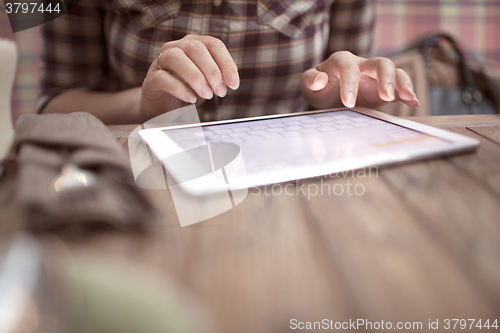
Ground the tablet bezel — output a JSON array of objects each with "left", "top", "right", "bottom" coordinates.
[{"left": 138, "top": 107, "right": 479, "bottom": 192}]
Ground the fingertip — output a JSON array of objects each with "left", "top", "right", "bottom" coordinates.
[
  {"left": 397, "top": 84, "right": 416, "bottom": 101},
  {"left": 343, "top": 91, "right": 356, "bottom": 108},
  {"left": 215, "top": 82, "right": 227, "bottom": 98},
  {"left": 185, "top": 90, "right": 197, "bottom": 104},
  {"left": 405, "top": 97, "right": 420, "bottom": 108},
  {"left": 400, "top": 84, "right": 420, "bottom": 107},
  {"left": 386, "top": 83, "right": 395, "bottom": 101},
  {"left": 309, "top": 72, "right": 328, "bottom": 91},
  {"left": 227, "top": 73, "right": 240, "bottom": 90},
  {"left": 201, "top": 83, "right": 214, "bottom": 99},
  {"left": 312, "top": 72, "right": 323, "bottom": 82},
  {"left": 406, "top": 84, "right": 416, "bottom": 96}
]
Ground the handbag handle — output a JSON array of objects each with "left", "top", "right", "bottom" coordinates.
[
  {"left": 420, "top": 32, "right": 481, "bottom": 104},
  {"left": 422, "top": 33, "right": 500, "bottom": 109},
  {"left": 400, "top": 32, "right": 482, "bottom": 105}
]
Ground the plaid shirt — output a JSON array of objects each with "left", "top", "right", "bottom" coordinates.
[{"left": 40, "top": 0, "right": 375, "bottom": 121}]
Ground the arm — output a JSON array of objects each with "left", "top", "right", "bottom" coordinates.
[
  {"left": 43, "top": 88, "right": 144, "bottom": 125},
  {"left": 40, "top": 1, "right": 239, "bottom": 124},
  {"left": 39, "top": 0, "right": 137, "bottom": 123}
]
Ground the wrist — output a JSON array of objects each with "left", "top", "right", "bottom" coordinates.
[{"left": 124, "top": 87, "right": 147, "bottom": 124}]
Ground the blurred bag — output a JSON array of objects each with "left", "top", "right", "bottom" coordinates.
[
  {"left": 379, "top": 32, "right": 500, "bottom": 116},
  {"left": 0, "top": 112, "right": 156, "bottom": 235}
]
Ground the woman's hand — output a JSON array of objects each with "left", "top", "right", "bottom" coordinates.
[
  {"left": 140, "top": 34, "right": 240, "bottom": 121},
  {"left": 300, "top": 51, "right": 419, "bottom": 110}
]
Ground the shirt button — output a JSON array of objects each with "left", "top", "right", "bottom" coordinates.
[{"left": 213, "top": 0, "right": 222, "bottom": 7}]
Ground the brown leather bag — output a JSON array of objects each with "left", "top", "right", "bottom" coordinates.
[{"left": 378, "top": 32, "right": 500, "bottom": 116}]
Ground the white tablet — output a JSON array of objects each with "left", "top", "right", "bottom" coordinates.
[{"left": 138, "top": 107, "right": 479, "bottom": 194}]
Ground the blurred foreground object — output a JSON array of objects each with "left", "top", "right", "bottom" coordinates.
[
  {"left": 0, "top": 234, "right": 214, "bottom": 333},
  {"left": 379, "top": 32, "right": 500, "bottom": 116},
  {"left": 0, "top": 112, "right": 156, "bottom": 234},
  {"left": 61, "top": 256, "right": 214, "bottom": 333},
  {"left": 0, "top": 234, "right": 41, "bottom": 333},
  {"left": 0, "top": 39, "right": 17, "bottom": 162}
]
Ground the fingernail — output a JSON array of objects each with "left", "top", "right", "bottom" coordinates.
[
  {"left": 312, "top": 72, "right": 325, "bottom": 83},
  {"left": 406, "top": 84, "right": 415, "bottom": 96},
  {"left": 386, "top": 83, "right": 395, "bottom": 100},
  {"left": 345, "top": 92, "right": 356, "bottom": 108},
  {"left": 185, "top": 90, "right": 197, "bottom": 104},
  {"left": 227, "top": 73, "right": 239, "bottom": 90},
  {"left": 215, "top": 82, "right": 227, "bottom": 98},
  {"left": 201, "top": 83, "right": 213, "bottom": 99}
]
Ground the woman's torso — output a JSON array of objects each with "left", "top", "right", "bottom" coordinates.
[{"left": 101, "top": 0, "right": 334, "bottom": 120}]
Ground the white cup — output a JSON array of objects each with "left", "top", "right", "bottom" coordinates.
[{"left": 0, "top": 39, "right": 17, "bottom": 161}]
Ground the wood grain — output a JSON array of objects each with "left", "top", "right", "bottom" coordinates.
[
  {"left": 446, "top": 127, "right": 500, "bottom": 196},
  {"left": 405, "top": 114, "right": 500, "bottom": 128},
  {"left": 301, "top": 175, "right": 496, "bottom": 323},
  {"left": 468, "top": 125, "right": 500, "bottom": 145},
  {"left": 108, "top": 124, "right": 139, "bottom": 137},
  {"left": 380, "top": 157, "right": 500, "bottom": 311},
  {"left": 70, "top": 116, "right": 500, "bottom": 333},
  {"left": 70, "top": 187, "right": 358, "bottom": 333}
]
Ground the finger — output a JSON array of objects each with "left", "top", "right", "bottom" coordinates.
[
  {"left": 180, "top": 39, "right": 227, "bottom": 98},
  {"left": 339, "top": 65, "right": 360, "bottom": 108},
  {"left": 300, "top": 68, "right": 341, "bottom": 109},
  {"left": 322, "top": 52, "right": 362, "bottom": 108},
  {"left": 145, "top": 69, "right": 197, "bottom": 104},
  {"left": 360, "top": 57, "right": 396, "bottom": 102},
  {"left": 300, "top": 68, "right": 329, "bottom": 92},
  {"left": 202, "top": 36, "right": 240, "bottom": 90},
  {"left": 160, "top": 47, "right": 214, "bottom": 100},
  {"left": 395, "top": 68, "right": 420, "bottom": 107},
  {"left": 300, "top": 69, "right": 340, "bottom": 109}
]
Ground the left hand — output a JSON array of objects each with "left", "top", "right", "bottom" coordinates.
[{"left": 300, "top": 51, "right": 420, "bottom": 109}]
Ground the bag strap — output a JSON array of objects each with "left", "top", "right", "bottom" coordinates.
[
  {"left": 396, "top": 32, "right": 490, "bottom": 105},
  {"left": 422, "top": 33, "right": 481, "bottom": 104}
]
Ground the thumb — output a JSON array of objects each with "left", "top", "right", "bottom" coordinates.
[{"left": 300, "top": 68, "right": 329, "bottom": 93}]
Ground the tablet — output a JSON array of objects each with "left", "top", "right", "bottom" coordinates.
[{"left": 138, "top": 107, "right": 479, "bottom": 194}]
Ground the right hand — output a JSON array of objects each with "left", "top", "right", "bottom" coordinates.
[{"left": 140, "top": 34, "right": 240, "bottom": 121}]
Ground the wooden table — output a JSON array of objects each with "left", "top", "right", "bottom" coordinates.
[{"left": 81, "top": 115, "right": 500, "bottom": 332}]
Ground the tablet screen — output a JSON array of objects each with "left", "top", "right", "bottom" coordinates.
[{"left": 162, "top": 110, "right": 449, "bottom": 179}]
